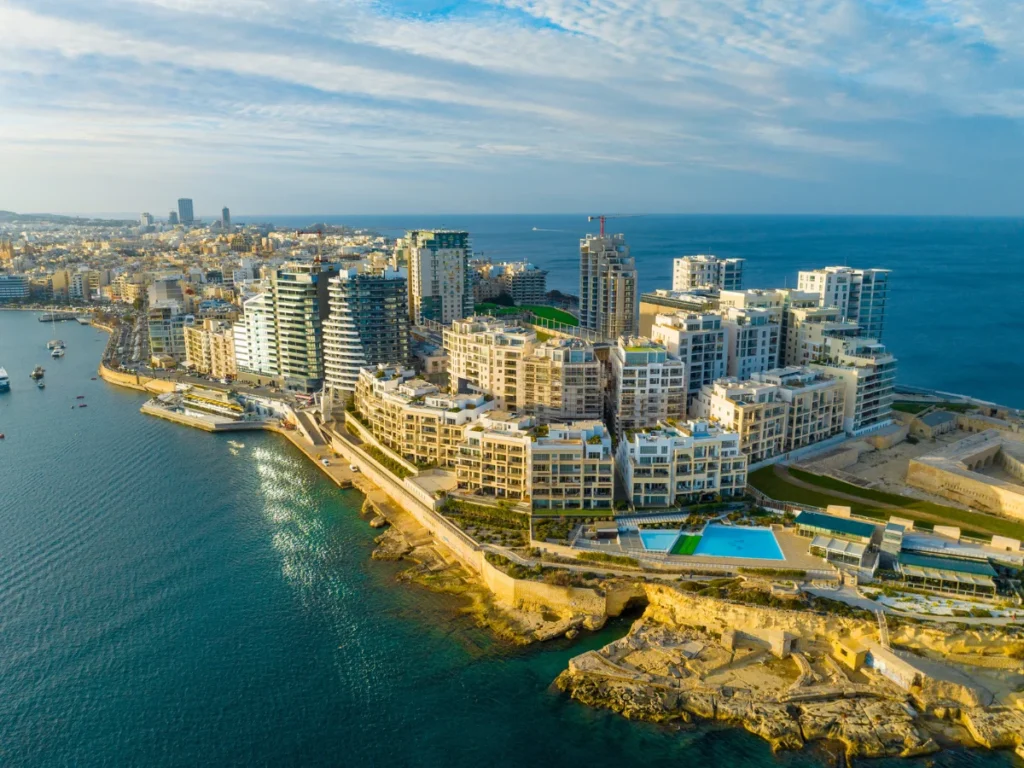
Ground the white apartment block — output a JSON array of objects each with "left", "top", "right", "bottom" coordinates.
[
  {"left": 530, "top": 421, "right": 614, "bottom": 511},
  {"left": 809, "top": 337, "right": 897, "bottom": 434},
  {"left": 751, "top": 367, "right": 847, "bottom": 451},
  {"left": 797, "top": 266, "right": 891, "bottom": 340},
  {"left": 499, "top": 261, "right": 547, "bottom": 304},
  {"left": 401, "top": 230, "right": 473, "bottom": 325},
  {"left": 233, "top": 292, "right": 276, "bottom": 379},
  {"left": 718, "top": 288, "right": 786, "bottom": 311},
  {"left": 444, "top": 317, "right": 536, "bottom": 411},
  {"left": 520, "top": 338, "right": 604, "bottom": 422},
  {"left": 672, "top": 255, "right": 744, "bottom": 291},
  {"left": 607, "top": 337, "right": 687, "bottom": 437},
  {"left": 579, "top": 233, "right": 638, "bottom": 341},
  {"left": 720, "top": 306, "right": 781, "bottom": 380},
  {"left": 649, "top": 312, "right": 726, "bottom": 403},
  {"left": 615, "top": 420, "right": 747, "bottom": 509},
  {"left": 692, "top": 379, "right": 788, "bottom": 464},
  {"left": 354, "top": 366, "right": 495, "bottom": 468}
]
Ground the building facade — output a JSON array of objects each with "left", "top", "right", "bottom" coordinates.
[
  {"left": 810, "top": 337, "right": 897, "bottom": 434},
  {"left": 177, "top": 198, "right": 194, "bottom": 225},
  {"left": 615, "top": 420, "right": 747, "bottom": 508},
  {"left": 267, "top": 262, "right": 338, "bottom": 392},
  {"left": 0, "top": 274, "right": 30, "bottom": 301},
  {"left": 444, "top": 317, "right": 535, "bottom": 411},
  {"left": 184, "top": 318, "right": 237, "bottom": 379},
  {"left": 650, "top": 312, "right": 727, "bottom": 404},
  {"left": 147, "top": 300, "right": 194, "bottom": 362},
  {"left": 721, "top": 305, "right": 781, "bottom": 380},
  {"left": 323, "top": 267, "right": 411, "bottom": 406},
  {"left": 402, "top": 230, "right": 473, "bottom": 325},
  {"left": 751, "top": 367, "right": 847, "bottom": 451},
  {"left": 520, "top": 338, "right": 604, "bottom": 422},
  {"left": 579, "top": 233, "right": 638, "bottom": 341},
  {"left": 797, "top": 266, "right": 891, "bottom": 340},
  {"left": 607, "top": 337, "right": 687, "bottom": 437},
  {"left": 672, "top": 255, "right": 744, "bottom": 291},
  {"left": 692, "top": 379, "right": 788, "bottom": 464},
  {"left": 530, "top": 421, "right": 614, "bottom": 511}
]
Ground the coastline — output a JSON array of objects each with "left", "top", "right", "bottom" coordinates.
[{"left": 88, "top": 323, "right": 1024, "bottom": 763}]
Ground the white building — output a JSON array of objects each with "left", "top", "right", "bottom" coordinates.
[
  {"left": 692, "top": 379, "right": 788, "bottom": 464},
  {"left": 615, "top": 420, "right": 747, "bottom": 508},
  {"left": 672, "top": 255, "right": 744, "bottom": 291},
  {"left": 751, "top": 366, "right": 847, "bottom": 452},
  {"left": 781, "top": 305, "right": 860, "bottom": 368},
  {"left": 797, "top": 266, "right": 891, "bottom": 340},
  {"left": 579, "top": 233, "right": 638, "bottom": 341},
  {"left": 607, "top": 337, "right": 687, "bottom": 437},
  {"left": 720, "top": 305, "right": 781, "bottom": 380},
  {"left": 810, "top": 337, "right": 897, "bottom": 434},
  {"left": 233, "top": 292, "right": 276, "bottom": 380},
  {"left": 649, "top": 312, "right": 727, "bottom": 405}
]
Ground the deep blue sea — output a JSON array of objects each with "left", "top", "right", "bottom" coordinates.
[
  {"left": 1, "top": 215, "right": 1023, "bottom": 766},
  {"left": 253, "top": 215, "right": 1024, "bottom": 408}
]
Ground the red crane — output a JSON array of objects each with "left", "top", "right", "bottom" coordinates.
[{"left": 587, "top": 214, "right": 642, "bottom": 236}]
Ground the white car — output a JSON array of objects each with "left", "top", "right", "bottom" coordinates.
[
  {"left": 349, "top": 464, "right": 360, "bottom": 473},
  {"left": 320, "top": 459, "right": 330, "bottom": 467}
]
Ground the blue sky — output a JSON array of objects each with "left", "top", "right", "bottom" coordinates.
[{"left": 1, "top": 0, "right": 1023, "bottom": 215}]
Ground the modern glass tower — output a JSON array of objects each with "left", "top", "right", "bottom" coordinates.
[{"left": 177, "top": 198, "right": 194, "bottom": 225}]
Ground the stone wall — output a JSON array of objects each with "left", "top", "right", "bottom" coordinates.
[
  {"left": 98, "top": 363, "right": 177, "bottom": 394},
  {"left": 907, "top": 459, "right": 1024, "bottom": 521}
]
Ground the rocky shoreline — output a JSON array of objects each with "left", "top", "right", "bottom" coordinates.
[{"left": 554, "top": 585, "right": 1024, "bottom": 761}]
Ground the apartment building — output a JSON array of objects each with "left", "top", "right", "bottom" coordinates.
[
  {"left": 233, "top": 292, "right": 276, "bottom": 380},
  {"left": 401, "top": 230, "right": 473, "bottom": 325},
  {"left": 184, "top": 318, "right": 237, "bottom": 379},
  {"left": 147, "top": 300, "right": 194, "bottom": 362},
  {"left": 649, "top": 312, "right": 726, "bottom": 404},
  {"left": 751, "top": 366, "right": 846, "bottom": 451},
  {"left": 500, "top": 261, "right": 548, "bottom": 304},
  {"left": 354, "top": 366, "right": 494, "bottom": 468},
  {"left": 530, "top": 421, "right": 614, "bottom": 511},
  {"left": 718, "top": 288, "right": 786, "bottom": 311},
  {"left": 692, "top": 379, "right": 788, "bottom": 464},
  {"left": 607, "top": 337, "right": 687, "bottom": 436},
  {"left": 810, "top": 337, "right": 897, "bottom": 434},
  {"left": 638, "top": 288, "right": 719, "bottom": 336},
  {"left": 782, "top": 305, "right": 859, "bottom": 367},
  {"left": 720, "top": 305, "right": 781, "bottom": 380},
  {"left": 615, "top": 420, "right": 747, "bottom": 508},
  {"left": 579, "top": 233, "right": 638, "bottom": 341},
  {"left": 520, "top": 338, "right": 604, "bottom": 422},
  {"left": 323, "top": 267, "right": 410, "bottom": 406},
  {"left": 267, "top": 261, "right": 338, "bottom": 392},
  {"left": 798, "top": 266, "right": 891, "bottom": 339},
  {"left": 672, "top": 255, "right": 744, "bottom": 291},
  {"left": 0, "top": 274, "right": 30, "bottom": 301},
  {"left": 457, "top": 412, "right": 534, "bottom": 501},
  {"left": 444, "top": 317, "right": 535, "bottom": 411}
]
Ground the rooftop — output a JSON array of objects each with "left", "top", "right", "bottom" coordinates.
[{"left": 795, "top": 510, "right": 876, "bottom": 540}]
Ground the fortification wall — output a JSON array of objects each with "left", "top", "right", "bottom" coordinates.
[{"left": 98, "top": 363, "right": 177, "bottom": 394}]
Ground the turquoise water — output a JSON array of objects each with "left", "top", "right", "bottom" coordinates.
[
  {"left": 0, "top": 310, "right": 1021, "bottom": 767},
  {"left": 692, "top": 525, "right": 785, "bottom": 561},
  {"left": 639, "top": 530, "right": 681, "bottom": 551}
]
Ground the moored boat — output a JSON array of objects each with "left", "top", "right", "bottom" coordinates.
[
  {"left": 30, "top": 366, "right": 45, "bottom": 380},
  {"left": 0, "top": 366, "right": 9, "bottom": 392},
  {"left": 51, "top": 347, "right": 65, "bottom": 358}
]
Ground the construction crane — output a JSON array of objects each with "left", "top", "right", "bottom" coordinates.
[{"left": 587, "top": 214, "right": 643, "bottom": 236}]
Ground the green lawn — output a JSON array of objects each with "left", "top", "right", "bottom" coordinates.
[
  {"left": 670, "top": 534, "right": 702, "bottom": 555},
  {"left": 750, "top": 466, "right": 1024, "bottom": 541},
  {"left": 892, "top": 400, "right": 976, "bottom": 415},
  {"left": 520, "top": 305, "right": 579, "bottom": 327}
]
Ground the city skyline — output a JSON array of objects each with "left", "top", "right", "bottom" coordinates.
[{"left": 2, "top": 1, "right": 1024, "bottom": 216}]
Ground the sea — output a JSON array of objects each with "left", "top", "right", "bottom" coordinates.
[
  {"left": 1, "top": 216, "right": 1022, "bottom": 767},
  {"left": 253, "top": 214, "right": 1024, "bottom": 408}
]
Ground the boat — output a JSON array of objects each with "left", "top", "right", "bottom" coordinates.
[
  {"left": 37, "top": 381, "right": 45, "bottom": 389},
  {"left": 47, "top": 340, "right": 65, "bottom": 350},
  {"left": 51, "top": 347, "right": 65, "bottom": 358},
  {"left": 76, "top": 395, "right": 85, "bottom": 399},
  {"left": 30, "top": 366, "right": 45, "bottom": 380},
  {"left": 91, "top": 377, "right": 97, "bottom": 381},
  {"left": 0, "top": 367, "right": 9, "bottom": 392},
  {"left": 79, "top": 403, "right": 88, "bottom": 408}
]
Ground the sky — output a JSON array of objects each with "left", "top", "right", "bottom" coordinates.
[{"left": 1, "top": 0, "right": 1023, "bottom": 216}]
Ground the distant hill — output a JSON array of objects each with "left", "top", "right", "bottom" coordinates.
[{"left": 0, "top": 210, "right": 136, "bottom": 226}]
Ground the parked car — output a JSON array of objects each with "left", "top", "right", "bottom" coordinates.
[
  {"left": 320, "top": 459, "right": 330, "bottom": 467},
  {"left": 349, "top": 465, "right": 360, "bottom": 473}
]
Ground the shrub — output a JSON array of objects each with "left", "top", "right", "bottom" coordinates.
[{"left": 577, "top": 552, "right": 639, "bottom": 568}]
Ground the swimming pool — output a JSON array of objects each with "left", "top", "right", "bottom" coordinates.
[
  {"left": 691, "top": 525, "right": 784, "bottom": 561},
  {"left": 638, "top": 530, "right": 681, "bottom": 552}
]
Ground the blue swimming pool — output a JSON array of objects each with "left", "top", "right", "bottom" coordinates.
[
  {"left": 691, "top": 525, "right": 784, "bottom": 560},
  {"left": 638, "top": 530, "right": 681, "bottom": 552}
]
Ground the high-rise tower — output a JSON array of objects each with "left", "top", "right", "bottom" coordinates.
[
  {"left": 578, "top": 233, "right": 638, "bottom": 341},
  {"left": 177, "top": 198, "right": 194, "bottom": 225}
]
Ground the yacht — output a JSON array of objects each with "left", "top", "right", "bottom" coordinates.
[
  {"left": 0, "top": 367, "right": 9, "bottom": 392},
  {"left": 51, "top": 347, "right": 65, "bottom": 358},
  {"left": 30, "top": 366, "right": 45, "bottom": 380},
  {"left": 47, "top": 339, "right": 65, "bottom": 350}
]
